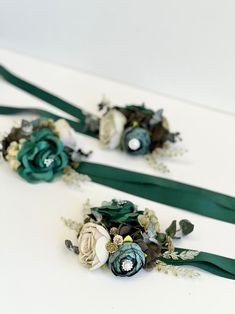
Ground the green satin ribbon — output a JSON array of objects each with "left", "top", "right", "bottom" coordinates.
[
  {"left": 0, "top": 105, "right": 95, "bottom": 136},
  {"left": 78, "top": 162, "right": 235, "bottom": 224},
  {"left": 0, "top": 65, "right": 92, "bottom": 134},
  {"left": 1, "top": 65, "right": 235, "bottom": 280},
  {"left": 160, "top": 248, "right": 235, "bottom": 280}
]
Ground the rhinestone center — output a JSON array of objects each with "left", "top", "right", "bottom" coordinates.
[
  {"left": 128, "top": 138, "right": 141, "bottom": 151},
  {"left": 44, "top": 158, "right": 54, "bottom": 168},
  {"left": 121, "top": 259, "right": 134, "bottom": 272}
]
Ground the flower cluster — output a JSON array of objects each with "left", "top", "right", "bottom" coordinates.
[
  {"left": 63, "top": 199, "right": 196, "bottom": 278},
  {"left": 0, "top": 118, "right": 91, "bottom": 184},
  {"left": 96, "top": 101, "right": 184, "bottom": 172}
]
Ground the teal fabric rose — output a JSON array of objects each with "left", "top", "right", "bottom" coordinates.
[
  {"left": 17, "top": 128, "right": 69, "bottom": 183},
  {"left": 122, "top": 127, "right": 151, "bottom": 155},
  {"left": 108, "top": 243, "right": 145, "bottom": 277}
]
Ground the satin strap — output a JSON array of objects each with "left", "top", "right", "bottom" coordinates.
[
  {"left": 160, "top": 248, "right": 235, "bottom": 280},
  {"left": 78, "top": 162, "right": 235, "bottom": 224},
  {"left": 0, "top": 64, "right": 98, "bottom": 138}
]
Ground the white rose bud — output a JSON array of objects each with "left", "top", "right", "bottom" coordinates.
[
  {"left": 99, "top": 109, "right": 127, "bottom": 149},
  {"left": 78, "top": 222, "right": 110, "bottom": 271}
]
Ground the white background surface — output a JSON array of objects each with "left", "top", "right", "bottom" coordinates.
[
  {"left": 0, "top": 50, "right": 235, "bottom": 314},
  {"left": 1, "top": 0, "right": 235, "bottom": 114}
]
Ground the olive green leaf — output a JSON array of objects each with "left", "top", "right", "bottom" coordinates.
[
  {"left": 156, "top": 233, "right": 166, "bottom": 243},
  {"left": 165, "top": 220, "right": 177, "bottom": 238},
  {"left": 179, "top": 219, "right": 194, "bottom": 235}
]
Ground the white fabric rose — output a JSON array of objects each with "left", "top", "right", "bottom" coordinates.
[
  {"left": 99, "top": 109, "right": 127, "bottom": 149},
  {"left": 77, "top": 222, "right": 110, "bottom": 271},
  {"left": 54, "top": 119, "right": 78, "bottom": 150}
]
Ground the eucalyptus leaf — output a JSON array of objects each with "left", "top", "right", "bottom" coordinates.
[{"left": 179, "top": 219, "right": 194, "bottom": 235}]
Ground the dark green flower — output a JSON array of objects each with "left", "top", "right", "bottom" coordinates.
[
  {"left": 90, "top": 199, "right": 143, "bottom": 227},
  {"left": 17, "top": 128, "right": 69, "bottom": 183},
  {"left": 122, "top": 127, "right": 151, "bottom": 155},
  {"left": 108, "top": 242, "right": 145, "bottom": 277}
]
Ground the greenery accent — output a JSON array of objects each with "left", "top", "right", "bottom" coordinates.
[
  {"left": 153, "top": 143, "right": 187, "bottom": 158},
  {"left": 123, "top": 235, "right": 133, "bottom": 243},
  {"left": 179, "top": 219, "right": 194, "bottom": 235},
  {"left": 162, "top": 250, "right": 200, "bottom": 260},
  {"left": 61, "top": 217, "right": 83, "bottom": 234},
  {"left": 62, "top": 166, "right": 91, "bottom": 186},
  {"left": 144, "top": 154, "right": 170, "bottom": 173},
  {"left": 156, "top": 261, "right": 200, "bottom": 278}
]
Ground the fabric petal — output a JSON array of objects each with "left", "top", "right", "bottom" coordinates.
[{"left": 91, "top": 236, "right": 109, "bottom": 270}]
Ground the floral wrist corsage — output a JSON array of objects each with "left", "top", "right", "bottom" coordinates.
[
  {"left": 63, "top": 199, "right": 199, "bottom": 278},
  {"left": 0, "top": 118, "right": 91, "bottom": 184},
  {"left": 96, "top": 100, "right": 186, "bottom": 172}
]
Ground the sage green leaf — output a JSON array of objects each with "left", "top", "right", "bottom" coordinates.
[
  {"left": 165, "top": 220, "right": 177, "bottom": 237},
  {"left": 179, "top": 219, "right": 194, "bottom": 235},
  {"left": 156, "top": 233, "right": 166, "bottom": 243}
]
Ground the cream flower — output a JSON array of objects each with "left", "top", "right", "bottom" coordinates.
[
  {"left": 99, "top": 109, "right": 127, "bottom": 149},
  {"left": 6, "top": 141, "right": 19, "bottom": 158},
  {"left": 77, "top": 222, "right": 110, "bottom": 270},
  {"left": 6, "top": 141, "right": 22, "bottom": 171},
  {"left": 8, "top": 159, "right": 21, "bottom": 171},
  {"left": 54, "top": 119, "right": 78, "bottom": 150}
]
